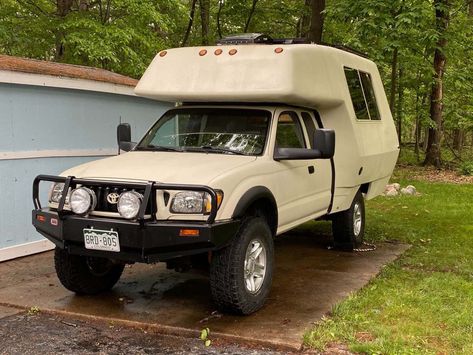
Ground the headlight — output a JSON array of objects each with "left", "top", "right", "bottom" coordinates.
[
  {"left": 70, "top": 187, "right": 96, "bottom": 215},
  {"left": 49, "top": 183, "right": 67, "bottom": 204},
  {"left": 118, "top": 191, "right": 143, "bottom": 219},
  {"left": 170, "top": 190, "right": 223, "bottom": 214}
]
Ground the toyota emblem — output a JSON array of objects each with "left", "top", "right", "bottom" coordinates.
[{"left": 107, "top": 192, "right": 120, "bottom": 204}]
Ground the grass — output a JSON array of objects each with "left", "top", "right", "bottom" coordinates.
[{"left": 303, "top": 172, "right": 473, "bottom": 354}]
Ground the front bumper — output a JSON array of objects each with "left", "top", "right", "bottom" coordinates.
[
  {"left": 33, "top": 209, "right": 239, "bottom": 263},
  {"left": 32, "top": 174, "right": 239, "bottom": 263}
]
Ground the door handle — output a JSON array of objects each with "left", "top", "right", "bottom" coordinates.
[{"left": 308, "top": 166, "right": 315, "bottom": 174}]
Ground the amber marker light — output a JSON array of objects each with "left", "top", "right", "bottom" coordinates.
[
  {"left": 275, "top": 47, "right": 284, "bottom": 54},
  {"left": 159, "top": 51, "right": 167, "bottom": 57},
  {"left": 179, "top": 229, "right": 200, "bottom": 237},
  {"left": 36, "top": 215, "right": 46, "bottom": 223},
  {"left": 199, "top": 49, "right": 207, "bottom": 56},
  {"left": 214, "top": 48, "right": 223, "bottom": 56},
  {"left": 229, "top": 48, "right": 238, "bottom": 56}
]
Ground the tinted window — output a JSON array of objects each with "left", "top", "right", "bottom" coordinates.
[
  {"left": 276, "top": 112, "right": 306, "bottom": 148},
  {"left": 345, "top": 68, "right": 369, "bottom": 120},
  {"left": 301, "top": 112, "right": 316, "bottom": 148},
  {"left": 360, "top": 72, "right": 380, "bottom": 120}
]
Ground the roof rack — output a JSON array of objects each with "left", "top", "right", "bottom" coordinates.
[
  {"left": 321, "top": 43, "right": 369, "bottom": 59},
  {"left": 216, "top": 33, "right": 369, "bottom": 58}
]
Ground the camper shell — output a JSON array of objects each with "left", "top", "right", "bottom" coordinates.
[{"left": 32, "top": 39, "right": 399, "bottom": 315}]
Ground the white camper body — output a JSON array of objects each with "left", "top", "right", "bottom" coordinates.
[{"left": 135, "top": 44, "right": 400, "bottom": 213}]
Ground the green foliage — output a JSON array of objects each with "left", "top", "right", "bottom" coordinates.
[
  {"left": 304, "top": 179, "right": 473, "bottom": 353},
  {"left": 0, "top": 0, "right": 187, "bottom": 78},
  {"left": 459, "top": 161, "right": 473, "bottom": 176},
  {"left": 0, "top": 0, "right": 471, "bottom": 156},
  {"left": 200, "top": 327, "right": 211, "bottom": 347}
]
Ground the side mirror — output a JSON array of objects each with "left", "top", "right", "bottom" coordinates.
[
  {"left": 117, "top": 123, "right": 136, "bottom": 152},
  {"left": 273, "top": 129, "right": 335, "bottom": 161},
  {"left": 313, "top": 129, "right": 335, "bottom": 159}
]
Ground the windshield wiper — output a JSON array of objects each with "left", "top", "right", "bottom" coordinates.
[
  {"left": 185, "top": 146, "right": 247, "bottom": 155},
  {"left": 136, "top": 144, "right": 183, "bottom": 152}
]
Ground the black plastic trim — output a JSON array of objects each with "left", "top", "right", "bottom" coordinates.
[{"left": 232, "top": 186, "right": 277, "bottom": 220}]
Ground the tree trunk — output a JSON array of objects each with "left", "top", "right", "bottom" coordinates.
[
  {"left": 397, "top": 66, "right": 403, "bottom": 145},
  {"left": 55, "top": 0, "right": 73, "bottom": 61},
  {"left": 453, "top": 129, "right": 464, "bottom": 153},
  {"left": 424, "top": 0, "right": 450, "bottom": 168},
  {"left": 181, "top": 0, "right": 198, "bottom": 47},
  {"left": 307, "top": 0, "right": 325, "bottom": 44},
  {"left": 79, "top": 0, "right": 88, "bottom": 11},
  {"left": 244, "top": 0, "right": 259, "bottom": 33},
  {"left": 299, "top": 0, "right": 311, "bottom": 38},
  {"left": 389, "top": 48, "right": 398, "bottom": 114},
  {"left": 199, "top": 0, "right": 210, "bottom": 45},
  {"left": 217, "top": 0, "right": 223, "bottom": 39}
]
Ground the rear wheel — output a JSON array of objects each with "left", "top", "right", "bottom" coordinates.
[
  {"left": 210, "top": 217, "right": 274, "bottom": 315},
  {"left": 331, "top": 190, "right": 365, "bottom": 251},
  {"left": 54, "top": 248, "right": 124, "bottom": 295}
]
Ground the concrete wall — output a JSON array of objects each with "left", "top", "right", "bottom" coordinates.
[{"left": 0, "top": 82, "right": 170, "bottom": 261}]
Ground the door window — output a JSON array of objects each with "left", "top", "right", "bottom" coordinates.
[
  {"left": 301, "top": 112, "right": 317, "bottom": 149},
  {"left": 275, "top": 112, "right": 306, "bottom": 148}
]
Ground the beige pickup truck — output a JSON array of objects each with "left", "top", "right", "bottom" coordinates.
[{"left": 33, "top": 34, "right": 399, "bottom": 315}]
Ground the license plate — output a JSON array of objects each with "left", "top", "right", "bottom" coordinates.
[{"left": 83, "top": 228, "right": 120, "bottom": 252}]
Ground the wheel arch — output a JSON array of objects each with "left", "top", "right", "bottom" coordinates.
[{"left": 231, "top": 186, "right": 278, "bottom": 236}]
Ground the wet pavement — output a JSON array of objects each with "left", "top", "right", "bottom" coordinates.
[
  {"left": 0, "top": 311, "right": 287, "bottom": 355},
  {"left": 0, "top": 226, "right": 409, "bottom": 351}
]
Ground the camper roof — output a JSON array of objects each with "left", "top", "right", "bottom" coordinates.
[{"left": 135, "top": 43, "right": 378, "bottom": 109}]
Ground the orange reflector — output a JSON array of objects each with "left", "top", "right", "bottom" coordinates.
[
  {"left": 36, "top": 215, "right": 46, "bottom": 223},
  {"left": 159, "top": 51, "right": 167, "bottom": 57},
  {"left": 229, "top": 49, "right": 237, "bottom": 56},
  {"left": 214, "top": 48, "right": 223, "bottom": 56},
  {"left": 199, "top": 49, "right": 207, "bottom": 56},
  {"left": 275, "top": 47, "right": 284, "bottom": 54},
  {"left": 179, "top": 229, "right": 200, "bottom": 237}
]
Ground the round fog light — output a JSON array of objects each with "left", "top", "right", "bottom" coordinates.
[
  {"left": 70, "top": 187, "right": 96, "bottom": 215},
  {"left": 118, "top": 191, "right": 143, "bottom": 219}
]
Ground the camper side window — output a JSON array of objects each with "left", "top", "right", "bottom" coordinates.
[{"left": 344, "top": 68, "right": 381, "bottom": 121}]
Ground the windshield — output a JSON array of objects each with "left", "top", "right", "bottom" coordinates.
[{"left": 136, "top": 108, "right": 271, "bottom": 155}]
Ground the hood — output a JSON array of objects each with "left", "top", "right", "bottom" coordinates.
[{"left": 61, "top": 151, "right": 257, "bottom": 185}]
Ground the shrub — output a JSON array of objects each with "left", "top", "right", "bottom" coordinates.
[{"left": 459, "top": 161, "right": 473, "bottom": 176}]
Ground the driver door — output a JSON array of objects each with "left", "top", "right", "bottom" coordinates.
[{"left": 273, "top": 110, "right": 332, "bottom": 230}]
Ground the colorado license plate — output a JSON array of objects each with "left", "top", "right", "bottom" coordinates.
[{"left": 83, "top": 228, "right": 120, "bottom": 252}]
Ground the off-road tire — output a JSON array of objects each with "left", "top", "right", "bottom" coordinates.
[
  {"left": 331, "top": 190, "right": 365, "bottom": 251},
  {"left": 210, "top": 217, "right": 274, "bottom": 315},
  {"left": 54, "top": 247, "right": 125, "bottom": 295}
]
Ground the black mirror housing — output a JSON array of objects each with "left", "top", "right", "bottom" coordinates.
[
  {"left": 273, "top": 129, "right": 335, "bottom": 161},
  {"left": 117, "top": 123, "right": 136, "bottom": 152},
  {"left": 274, "top": 148, "right": 322, "bottom": 161},
  {"left": 313, "top": 129, "right": 335, "bottom": 159}
]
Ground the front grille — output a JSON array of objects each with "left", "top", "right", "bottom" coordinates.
[{"left": 83, "top": 185, "right": 153, "bottom": 215}]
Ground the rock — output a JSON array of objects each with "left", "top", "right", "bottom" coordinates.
[
  {"left": 385, "top": 183, "right": 400, "bottom": 193},
  {"left": 401, "top": 185, "right": 416, "bottom": 195},
  {"left": 385, "top": 188, "right": 399, "bottom": 197}
]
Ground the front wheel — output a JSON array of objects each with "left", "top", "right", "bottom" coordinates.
[
  {"left": 54, "top": 248, "right": 125, "bottom": 295},
  {"left": 331, "top": 190, "right": 365, "bottom": 251},
  {"left": 210, "top": 217, "right": 274, "bottom": 315}
]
